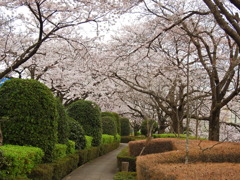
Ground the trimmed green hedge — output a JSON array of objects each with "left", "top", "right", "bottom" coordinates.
[
  {"left": 115, "top": 134, "right": 121, "bottom": 143},
  {"left": 117, "top": 146, "right": 136, "bottom": 172},
  {"left": 152, "top": 134, "right": 207, "bottom": 140},
  {"left": 66, "top": 140, "right": 75, "bottom": 154},
  {"left": 0, "top": 145, "right": 44, "bottom": 179},
  {"left": 28, "top": 142, "right": 120, "bottom": 180},
  {"left": 52, "top": 144, "right": 67, "bottom": 161},
  {"left": 102, "top": 116, "right": 117, "bottom": 136},
  {"left": 101, "top": 112, "right": 121, "bottom": 135},
  {"left": 85, "top": 136, "right": 93, "bottom": 149},
  {"left": 120, "top": 117, "right": 130, "bottom": 136},
  {"left": 0, "top": 79, "right": 58, "bottom": 162},
  {"left": 68, "top": 117, "right": 86, "bottom": 150},
  {"left": 101, "top": 134, "right": 114, "bottom": 144},
  {"left": 55, "top": 98, "right": 69, "bottom": 144},
  {"left": 121, "top": 136, "right": 136, "bottom": 143},
  {"left": 67, "top": 100, "right": 102, "bottom": 146}
]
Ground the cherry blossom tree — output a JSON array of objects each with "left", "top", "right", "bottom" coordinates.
[{"left": 0, "top": 0, "right": 140, "bottom": 79}]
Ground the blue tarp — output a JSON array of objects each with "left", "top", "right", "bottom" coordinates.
[{"left": 0, "top": 77, "right": 10, "bottom": 86}]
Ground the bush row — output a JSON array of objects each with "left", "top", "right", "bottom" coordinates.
[
  {"left": 128, "top": 138, "right": 175, "bottom": 156},
  {"left": 152, "top": 133, "right": 207, "bottom": 140},
  {"left": 136, "top": 138, "right": 240, "bottom": 180},
  {"left": 29, "top": 142, "right": 120, "bottom": 180},
  {"left": 0, "top": 145, "right": 44, "bottom": 179}
]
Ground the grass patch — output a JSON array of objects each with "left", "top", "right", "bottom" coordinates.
[{"left": 114, "top": 172, "right": 137, "bottom": 180}]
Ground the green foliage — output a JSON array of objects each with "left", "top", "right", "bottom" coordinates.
[
  {"left": 85, "top": 136, "right": 93, "bottom": 149},
  {"left": 51, "top": 153, "right": 79, "bottom": 180},
  {"left": 101, "top": 112, "right": 121, "bottom": 134},
  {"left": 112, "top": 112, "right": 121, "bottom": 135},
  {"left": 52, "top": 144, "right": 67, "bottom": 161},
  {"left": 68, "top": 117, "right": 86, "bottom": 150},
  {"left": 0, "top": 79, "right": 58, "bottom": 162},
  {"left": 117, "top": 146, "right": 136, "bottom": 172},
  {"left": 115, "top": 134, "right": 121, "bottom": 142},
  {"left": 120, "top": 117, "right": 131, "bottom": 136},
  {"left": 100, "top": 142, "right": 120, "bottom": 156},
  {"left": 152, "top": 133, "right": 207, "bottom": 140},
  {"left": 102, "top": 116, "right": 117, "bottom": 136},
  {"left": 55, "top": 98, "right": 69, "bottom": 144},
  {"left": 101, "top": 134, "right": 114, "bottom": 144},
  {"left": 28, "top": 164, "right": 54, "bottom": 180},
  {"left": 66, "top": 140, "right": 75, "bottom": 154},
  {"left": 67, "top": 100, "right": 102, "bottom": 146},
  {"left": 29, "top": 153, "right": 79, "bottom": 180},
  {"left": 0, "top": 145, "right": 44, "bottom": 179},
  {"left": 114, "top": 172, "right": 137, "bottom": 180},
  {"left": 29, "top": 142, "right": 120, "bottom": 180},
  {"left": 141, "top": 119, "right": 158, "bottom": 136},
  {"left": 120, "top": 136, "right": 135, "bottom": 143}
]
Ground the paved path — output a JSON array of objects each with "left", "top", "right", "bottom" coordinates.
[{"left": 62, "top": 143, "right": 128, "bottom": 180}]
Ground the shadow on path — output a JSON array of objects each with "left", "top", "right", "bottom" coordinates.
[{"left": 62, "top": 143, "right": 128, "bottom": 180}]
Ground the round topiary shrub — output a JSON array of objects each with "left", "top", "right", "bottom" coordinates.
[
  {"left": 0, "top": 79, "right": 58, "bottom": 162},
  {"left": 120, "top": 117, "right": 131, "bottom": 136},
  {"left": 55, "top": 98, "right": 70, "bottom": 144},
  {"left": 141, "top": 119, "right": 158, "bottom": 136},
  {"left": 112, "top": 112, "right": 121, "bottom": 134},
  {"left": 68, "top": 117, "right": 86, "bottom": 150},
  {"left": 101, "top": 112, "right": 121, "bottom": 134},
  {"left": 66, "top": 100, "right": 102, "bottom": 146},
  {"left": 102, "top": 116, "right": 117, "bottom": 136}
]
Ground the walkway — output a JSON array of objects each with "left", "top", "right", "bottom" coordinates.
[{"left": 62, "top": 143, "right": 128, "bottom": 180}]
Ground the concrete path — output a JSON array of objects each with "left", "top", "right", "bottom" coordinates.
[{"left": 62, "top": 143, "right": 128, "bottom": 180}]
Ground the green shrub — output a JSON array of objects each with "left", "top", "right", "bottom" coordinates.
[
  {"left": 114, "top": 172, "right": 137, "bottom": 180},
  {"left": 121, "top": 136, "right": 135, "bottom": 143},
  {"left": 152, "top": 133, "right": 207, "bottom": 140},
  {"left": 101, "top": 112, "right": 121, "bottom": 134},
  {"left": 85, "top": 136, "right": 93, "bottom": 149},
  {"left": 112, "top": 112, "right": 121, "bottom": 135},
  {"left": 117, "top": 146, "right": 136, "bottom": 172},
  {"left": 140, "top": 119, "right": 158, "bottom": 136},
  {"left": 29, "top": 141, "right": 120, "bottom": 180},
  {"left": 52, "top": 144, "right": 67, "bottom": 161},
  {"left": 0, "top": 79, "right": 58, "bottom": 162},
  {"left": 55, "top": 98, "right": 69, "bottom": 144},
  {"left": 67, "top": 100, "right": 102, "bottom": 146},
  {"left": 102, "top": 116, "right": 117, "bottom": 136},
  {"left": 28, "top": 164, "right": 54, "bottom": 180},
  {"left": 87, "top": 147, "right": 99, "bottom": 161},
  {"left": 51, "top": 153, "right": 79, "bottom": 180},
  {"left": 0, "top": 145, "right": 44, "bottom": 179},
  {"left": 120, "top": 117, "right": 131, "bottom": 136},
  {"left": 115, "top": 134, "right": 121, "bottom": 142},
  {"left": 78, "top": 149, "right": 88, "bottom": 165},
  {"left": 99, "top": 142, "right": 120, "bottom": 156},
  {"left": 68, "top": 117, "right": 86, "bottom": 150},
  {"left": 101, "top": 134, "right": 114, "bottom": 144},
  {"left": 66, "top": 140, "right": 75, "bottom": 154},
  {"left": 29, "top": 152, "right": 79, "bottom": 180}
]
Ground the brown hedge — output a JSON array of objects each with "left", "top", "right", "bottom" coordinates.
[
  {"left": 136, "top": 138, "right": 240, "bottom": 180},
  {"left": 142, "top": 163, "right": 240, "bottom": 180},
  {"left": 128, "top": 138, "right": 176, "bottom": 156}
]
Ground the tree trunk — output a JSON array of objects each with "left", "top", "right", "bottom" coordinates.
[
  {"left": 171, "top": 115, "right": 184, "bottom": 134},
  {"left": 208, "top": 109, "right": 221, "bottom": 141}
]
